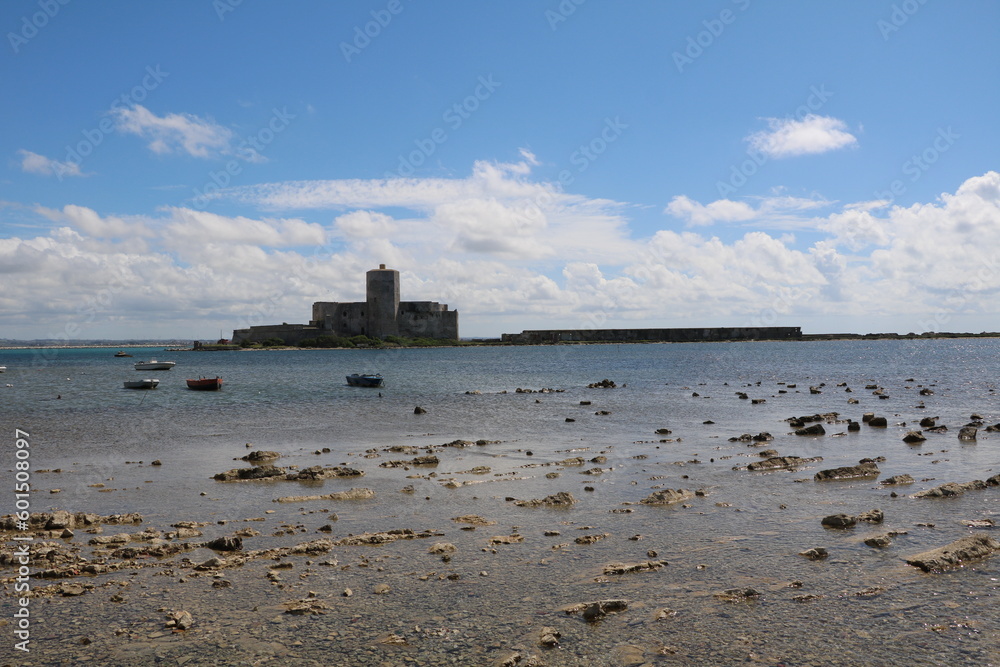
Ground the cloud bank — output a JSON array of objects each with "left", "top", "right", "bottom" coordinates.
[{"left": 2, "top": 157, "right": 999, "bottom": 339}]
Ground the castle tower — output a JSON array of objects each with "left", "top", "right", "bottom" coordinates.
[{"left": 366, "top": 264, "right": 400, "bottom": 338}]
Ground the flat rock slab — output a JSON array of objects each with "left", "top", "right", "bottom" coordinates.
[
  {"left": 905, "top": 534, "right": 1000, "bottom": 572},
  {"left": 814, "top": 461, "right": 880, "bottom": 481},
  {"left": 747, "top": 456, "right": 821, "bottom": 472},
  {"left": 639, "top": 489, "right": 693, "bottom": 505},
  {"left": 912, "top": 480, "right": 987, "bottom": 498}
]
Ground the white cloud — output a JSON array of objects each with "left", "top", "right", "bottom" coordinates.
[
  {"left": 161, "top": 208, "right": 326, "bottom": 249},
  {"left": 666, "top": 194, "right": 832, "bottom": 228},
  {"left": 747, "top": 114, "right": 858, "bottom": 159},
  {"left": 666, "top": 196, "right": 756, "bottom": 226},
  {"left": 112, "top": 105, "right": 249, "bottom": 160},
  {"left": 3, "top": 161, "right": 1000, "bottom": 339},
  {"left": 18, "top": 150, "right": 86, "bottom": 178}
]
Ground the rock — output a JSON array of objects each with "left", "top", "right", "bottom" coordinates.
[
  {"left": 275, "top": 487, "right": 375, "bottom": 503},
  {"left": 655, "top": 428, "right": 671, "bottom": 435},
  {"left": 715, "top": 587, "right": 762, "bottom": 602},
  {"left": 919, "top": 417, "right": 937, "bottom": 428},
  {"left": 240, "top": 450, "right": 281, "bottom": 462},
  {"left": 284, "top": 598, "right": 330, "bottom": 615},
  {"left": 513, "top": 491, "right": 577, "bottom": 508},
  {"left": 213, "top": 465, "right": 286, "bottom": 482},
  {"left": 538, "top": 626, "right": 561, "bottom": 647},
  {"left": 150, "top": 460, "right": 162, "bottom": 466},
  {"left": 880, "top": 474, "right": 915, "bottom": 485},
  {"left": 428, "top": 542, "right": 456, "bottom": 554},
  {"left": 856, "top": 509, "right": 884, "bottom": 523},
  {"left": 452, "top": 515, "right": 496, "bottom": 526},
  {"left": 959, "top": 426, "right": 978, "bottom": 440},
  {"left": 587, "top": 379, "right": 617, "bottom": 389},
  {"left": 413, "top": 406, "right": 427, "bottom": 414},
  {"left": 204, "top": 536, "right": 243, "bottom": 551},
  {"left": 847, "top": 421, "right": 861, "bottom": 431},
  {"left": 864, "top": 534, "right": 893, "bottom": 548},
  {"left": 912, "top": 480, "right": 987, "bottom": 498},
  {"left": 639, "top": 489, "right": 694, "bottom": 505},
  {"left": 379, "top": 456, "right": 439, "bottom": 468},
  {"left": 799, "top": 547, "right": 828, "bottom": 560},
  {"left": 747, "top": 456, "right": 821, "bottom": 472},
  {"left": 334, "top": 529, "right": 417, "bottom": 546},
  {"left": 902, "top": 431, "right": 926, "bottom": 444},
  {"left": 603, "top": 560, "right": 667, "bottom": 575},
  {"left": 905, "top": 535, "right": 1000, "bottom": 572},
  {"left": 45, "top": 510, "right": 75, "bottom": 530},
  {"left": 194, "top": 557, "right": 226, "bottom": 570},
  {"left": 795, "top": 423, "right": 826, "bottom": 436},
  {"left": 374, "top": 584, "right": 391, "bottom": 595},
  {"left": 814, "top": 461, "right": 880, "bottom": 481},
  {"left": 165, "top": 610, "right": 193, "bottom": 630},
  {"left": 285, "top": 465, "right": 364, "bottom": 480},
  {"left": 868, "top": 417, "right": 888, "bottom": 427},
  {"left": 59, "top": 583, "right": 87, "bottom": 596},
  {"left": 580, "top": 599, "right": 628, "bottom": 621},
  {"left": 862, "top": 412, "right": 875, "bottom": 423},
  {"left": 821, "top": 514, "right": 857, "bottom": 529}
]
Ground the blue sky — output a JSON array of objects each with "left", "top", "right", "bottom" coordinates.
[{"left": 2, "top": 1, "right": 999, "bottom": 339}]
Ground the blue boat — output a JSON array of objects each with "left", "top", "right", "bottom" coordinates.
[{"left": 346, "top": 373, "right": 383, "bottom": 388}]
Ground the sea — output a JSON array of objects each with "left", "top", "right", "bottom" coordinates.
[{"left": 0, "top": 339, "right": 998, "bottom": 666}]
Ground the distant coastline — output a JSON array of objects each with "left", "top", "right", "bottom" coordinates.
[{"left": 3, "top": 330, "right": 1000, "bottom": 351}]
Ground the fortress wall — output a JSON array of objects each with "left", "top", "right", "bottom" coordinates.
[
  {"left": 399, "top": 306, "right": 458, "bottom": 339},
  {"left": 501, "top": 326, "right": 801, "bottom": 344}
]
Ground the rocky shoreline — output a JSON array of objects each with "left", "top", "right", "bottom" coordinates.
[{"left": 3, "top": 376, "right": 1000, "bottom": 665}]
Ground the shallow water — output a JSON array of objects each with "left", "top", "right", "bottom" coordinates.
[{"left": 1, "top": 340, "right": 998, "bottom": 665}]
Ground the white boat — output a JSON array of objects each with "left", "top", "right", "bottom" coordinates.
[
  {"left": 134, "top": 360, "right": 176, "bottom": 371},
  {"left": 0, "top": 366, "right": 6, "bottom": 373},
  {"left": 124, "top": 379, "right": 159, "bottom": 389}
]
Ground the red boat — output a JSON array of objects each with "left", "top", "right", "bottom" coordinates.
[{"left": 186, "top": 376, "right": 223, "bottom": 391}]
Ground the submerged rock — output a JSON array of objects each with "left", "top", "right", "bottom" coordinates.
[
  {"left": 912, "top": 480, "right": 987, "bottom": 498},
  {"left": 747, "top": 456, "right": 821, "bottom": 472},
  {"left": 639, "top": 489, "right": 694, "bottom": 505},
  {"left": 513, "top": 491, "right": 577, "bottom": 508},
  {"left": 285, "top": 465, "right": 364, "bottom": 480},
  {"left": 799, "top": 547, "right": 828, "bottom": 560},
  {"left": 240, "top": 450, "right": 281, "bottom": 462},
  {"left": 814, "top": 460, "right": 880, "bottom": 481},
  {"left": 213, "top": 465, "right": 286, "bottom": 482},
  {"left": 880, "top": 474, "right": 915, "bottom": 485},
  {"left": 821, "top": 514, "right": 857, "bottom": 529}
]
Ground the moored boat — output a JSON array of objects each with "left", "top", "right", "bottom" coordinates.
[
  {"left": 346, "top": 373, "right": 383, "bottom": 387},
  {"left": 124, "top": 379, "right": 159, "bottom": 389},
  {"left": 186, "top": 376, "right": 223, "bottom": 391},
  {"left": 134, "top": 360, "right": 176, "bottom": 371},
  {"left": 0, "top": 366, "right": 6, "bottom": 373},
  {"left": 114, "top": 351, "right": 133, "bottom": 357}
]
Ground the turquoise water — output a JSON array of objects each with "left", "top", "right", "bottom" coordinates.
[{"left": 1, "top": 340, "right": 998, "bottom": 665}]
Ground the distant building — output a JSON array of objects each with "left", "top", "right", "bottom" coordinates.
[{"left": 232, "top": 265, "right": 458, "bottom": 345}]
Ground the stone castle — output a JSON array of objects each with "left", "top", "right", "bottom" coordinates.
[{"left": 232, "top": 265, "right": 458, "bottom": 345}]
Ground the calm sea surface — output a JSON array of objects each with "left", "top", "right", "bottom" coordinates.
[{"left": 1, "top": 340, "right": 998, "bottom": 665}]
